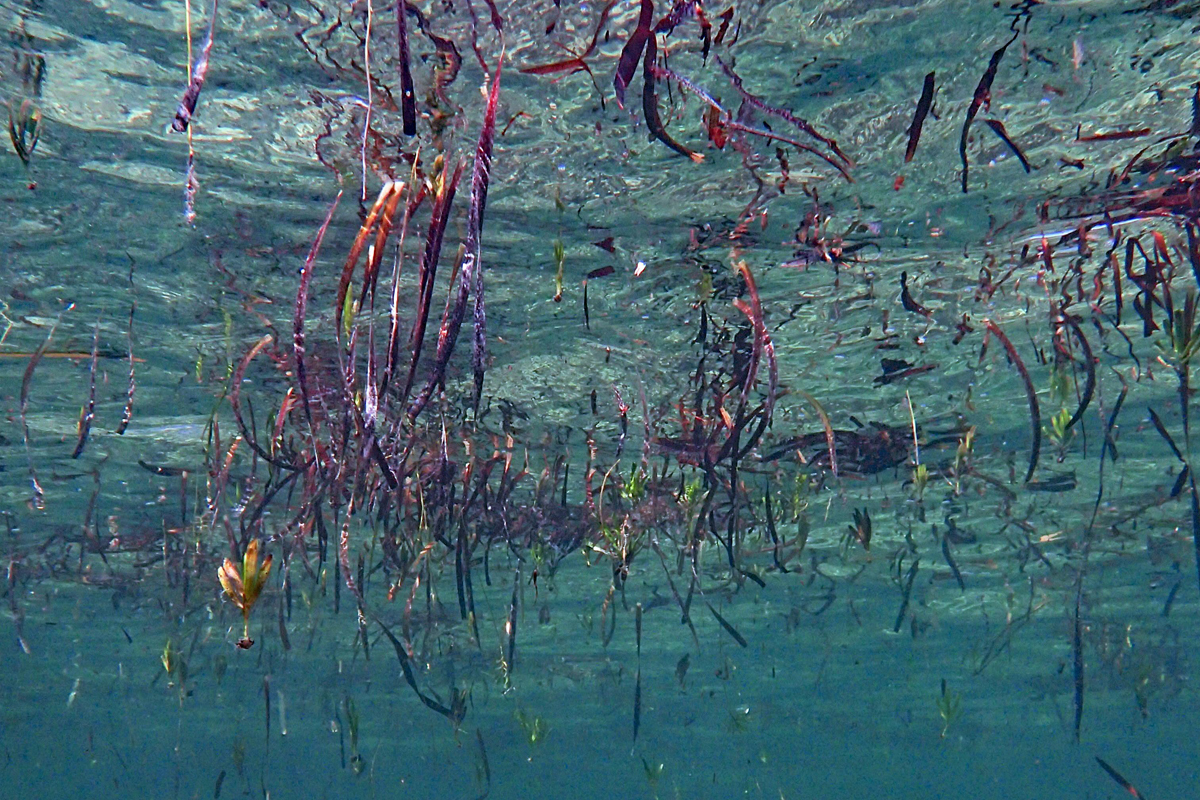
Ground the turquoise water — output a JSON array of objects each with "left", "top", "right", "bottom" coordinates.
[{"left": 1, "top": 0, "right": 1198, "bottom": 798}]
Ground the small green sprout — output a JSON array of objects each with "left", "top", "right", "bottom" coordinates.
[
  {"left": 344, "top": 695, "right": 365, "bottom": 774},
  {"left": 516, "top": 709, "right": 550, "bottom": 745},
  {"left": 552, "top": 239, "right": 565, "bottom": 303},
  {"left": 161, "top": 638, "right": 188, "bottom": 702},
  {"left": 952, "top": 426, "right": 976, "bottom": 493},
  {"left": 911, "top": 462, "right": 929, "bottom": 500},
  {"left": 622, "top": 464, "right": 647, "bottom": 503},
  {"left": 1045, "top": 406, "right": 1074, "bottom": 460},
  {"left": 1160, "top": 290, "right": 1200, "bottom": 368},
  {"left": 847, "top": 507, "right": 872, "bottom": 551},
  {"left": 695, "top": 271, "right": 713, "bottom": 306},
  {"left": 791, "top": 472, "right": 813, "bottom": 520},
  {"left": 937, "top": 679, "right": 962, "bottom": 738},
  {"left": 642, "top": 757, "right": 665, "bottom": 788},
  {"left": 1048, "top": 363, "right": 1072, "bottom": 407}
]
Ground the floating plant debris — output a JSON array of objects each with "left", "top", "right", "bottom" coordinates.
[
  {"left": 904, "top": 71, "right": 935, "bottom": 164},
  {"left": 1095, "top": 757, "right": 1149, "bottom": 800},
  {"left": 171, "top": 0, "right": 219, "bottom": 134},
  {"left": 7, "top": 97, "right": 41, "bottom": 174}
]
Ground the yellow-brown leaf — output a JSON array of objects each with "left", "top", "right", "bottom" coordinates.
[{"left": 218, "top": 559, "right": 245, "bottom": 610}]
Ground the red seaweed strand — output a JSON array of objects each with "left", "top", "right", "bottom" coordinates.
[
  {"left": 613, "top": 0, "right": 654, "bottom": 109},
  {"left": 959, "top": 30, "right": 1018, "bottom": 193},
  {"left": 397, "top": 0, "right": 417, "bottom": 135},
  {"left": 295, "top": 192, "right": 343, "bottom": 434},
  {"left": 401, "top": 160, "right": 464, "bottom": 414},
  {"left": 115, "top": 303, "right": 136, "bottom": 435},
  {"left": 71, "top": 320, "right": 100, "bottom": 459},
  {"left": 642, "top": 37, "right": 704, "bottom": 163},
  {"left": 984, "top": 319, "right": 1041, "bottom": 483},
  {"left": 904, "top": 71, "right": 935, "bottom": 163},
  {"left": 716, "top": 55, "right": 851, "bottom": 167}
]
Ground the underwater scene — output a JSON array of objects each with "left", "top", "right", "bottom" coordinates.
[{"left": 1, "top": 0, "right": 1198, "bottom": 797}]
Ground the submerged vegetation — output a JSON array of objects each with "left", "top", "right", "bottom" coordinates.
[{"left": 2, "top": 0, "right": 1200, "bottom": 797}]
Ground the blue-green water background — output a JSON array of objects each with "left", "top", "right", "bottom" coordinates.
[{"left": 1, "top": 0, "right": 1199, "bottom": 798}]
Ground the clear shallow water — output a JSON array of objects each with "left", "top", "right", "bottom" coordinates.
[{"left": 1, "top": 0, "right": 1199, "bottom": 798}]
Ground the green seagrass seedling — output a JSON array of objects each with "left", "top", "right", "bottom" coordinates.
[
  {"left": 937, "top": 679, "right": 962, "bottom": 738},
  {"left": 1160, "top": 290, "right": 1200, "bottom": 368},
  {"left": 516, "top": 709, "right": 550, "bottom": 745},
  {"left": 911, "top": 462, "right": 929, "bottom": 500},
  {"left": 622, "top": 464, "right": 647, "bottom": 503},
  {"left": 1045, "top": 406, "right": 1074, "bottom": 461}
]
